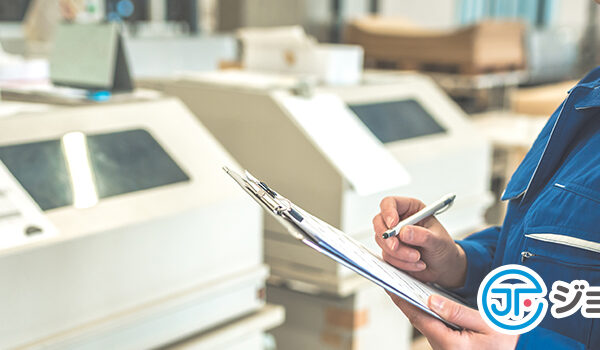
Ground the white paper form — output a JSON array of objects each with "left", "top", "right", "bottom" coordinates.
[
  {"left": 0, "top": 161, "right": 57, "bottom": 251},
  {"left": 293, "top": 206, "right": 463, "bottom": 311}
]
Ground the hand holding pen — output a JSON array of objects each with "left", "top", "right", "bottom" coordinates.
[
  {"left": 372, "top": 194, "right": 468, "bottom": 290},
  {"left": 382, "top": 194, "right": 455, "bottom": 239}
]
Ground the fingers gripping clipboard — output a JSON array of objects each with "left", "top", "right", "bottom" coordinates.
[{"left": 224, "top": 167, "right": 467, "bottom": 330}]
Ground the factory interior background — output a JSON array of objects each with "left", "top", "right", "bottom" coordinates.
[{"left": 0, "top": 0, "right": 597, "bottom": 349}]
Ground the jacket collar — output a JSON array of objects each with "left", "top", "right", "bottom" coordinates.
[
  {"left": 501, "top": 81, "right": 597, "bottom": 202},
  {"left": 571, "top": 66, "right": 600, "bottom": 110},
  {"left": 573, "top": 84, "right": 600, "bottom": 110}
]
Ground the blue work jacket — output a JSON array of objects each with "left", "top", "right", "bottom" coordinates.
[{"left": 455, "top": 68, "right": 600, "bottom": 349}]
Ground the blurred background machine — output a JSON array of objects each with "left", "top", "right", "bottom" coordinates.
[
  {"left": 319, "top": 71, "right": 493, "bottom": 234},
  {"left": 267, "top": 283, "right": 409, "bottom": 350},
  {"left": 144, "top": 68, "right": 492, "bottom": 281},
  {"left": 0, "top": 97, "right": 283, "bottom": 349}
]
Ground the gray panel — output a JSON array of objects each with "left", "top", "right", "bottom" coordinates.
[
  {"left": 0, "top": 129, "right": 190, "bottom": 211},
  {"left": 349, "top": 99, "right": 446, "bottom": 143}
]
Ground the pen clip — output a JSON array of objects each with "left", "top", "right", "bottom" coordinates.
[{"left": 434, "top": 200, "right": 454, "bottom": 215}]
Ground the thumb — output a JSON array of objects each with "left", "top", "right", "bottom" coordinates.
[{"left": 428, "top": 295, "right": 487, "bottom": 332}]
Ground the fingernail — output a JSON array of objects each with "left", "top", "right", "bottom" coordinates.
[
  {"left": 402, "top": 227, "right": 413, "bottom": 242},
  {"left": 416, "top": 261, "right": 426, "bottom": 269},
  {"left": 385, "top": 216, "right": 395, "bottom": 228},
  {"left": 387, "top": 238, "right": 397, "bottom": 250},
  {"left": 410, "top": 250, "right": 420, "bottom": 261},
  {"left": 429, "top": 295, "right": 445, "bottom": 312}
]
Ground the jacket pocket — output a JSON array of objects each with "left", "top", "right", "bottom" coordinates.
[
  {"left": 521, "top": 233, "right": 600, "bottom": 267},
  {"left": 553, "top": 182, "right": 600, "bottom": 204},
  {"left": 525, "top": 181, "right": 600, "bottom": 240},
  {"left": 520, "top": 233, "right": 599, "bottom": 347}
]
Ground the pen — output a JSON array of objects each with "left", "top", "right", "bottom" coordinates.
[{"left": 382, "top": 193, "right": 456, "bottom": 239}]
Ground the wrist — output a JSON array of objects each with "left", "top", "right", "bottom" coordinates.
[{"left": 439, "top": 243, "right": 468, "bottom": 289}]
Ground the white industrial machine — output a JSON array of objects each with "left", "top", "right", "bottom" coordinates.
[
  {"left": 268, "top": 284, "right": 410, "bottom": 350},
  {"left": 0, "top": 98, "right": 282, "bottom": 349},
  {"left": 145, "top": 70, "right": 492, "bottom": 294},
  {"left": 319, "top": 71, "right": 493, "bottom": 235},
  {"left": 166, "top": 305, "right": 283, "bottom": 350}
]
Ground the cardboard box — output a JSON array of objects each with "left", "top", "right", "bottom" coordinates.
[
  {"left": 511, "top": 80, "right": 576, "bottom": 116},
  {"left": 345, "top": 17, "right": 525, "bottom": 74}
]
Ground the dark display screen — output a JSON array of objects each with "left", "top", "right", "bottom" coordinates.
[
  {"left": 0, "top": 0, "right": 31, "bottom": 21},
  {"left": 0, "top": 129, "right": 190, "bottom": 211},
  {"left": 349, "top": 99, "right": 446, "bottom": 143}
]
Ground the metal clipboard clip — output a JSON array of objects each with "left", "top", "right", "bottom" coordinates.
[
  {"left": 223, "top": 167, "right": 291, "bottom": 215},
  {"left": 224, "top": 167, "right": 308, "bottom": 240}
]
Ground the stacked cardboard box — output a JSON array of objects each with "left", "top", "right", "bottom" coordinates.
[
  {"left": 511, "top": 80, "right": 576, "bottom": 116},
  {"left": 345, "top": 17, "right": 525, "bottom": 74}
]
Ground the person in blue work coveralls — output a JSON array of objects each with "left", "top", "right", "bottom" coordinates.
[{"left": 372, "top": 67, "right": 600, "bottom": 348}]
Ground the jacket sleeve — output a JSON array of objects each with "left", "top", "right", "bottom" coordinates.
[
  {"left": 451, "top": 226, "right": 501, "bottom": 300},
  {"left": 516, "top": 327, "right": 586, "bottom": 349}
]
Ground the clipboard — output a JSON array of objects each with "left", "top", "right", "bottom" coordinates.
[{"left": 224, "top": 167, "right": 468, "bottom": 330}]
